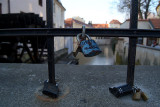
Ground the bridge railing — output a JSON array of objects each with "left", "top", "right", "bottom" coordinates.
[{"left": 0, "top": 0, "right": 160, "bottom": 98}]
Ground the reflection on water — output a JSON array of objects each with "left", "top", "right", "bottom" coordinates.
[{"left": 76, "top": 39, "right": 160, "bottom": 65}]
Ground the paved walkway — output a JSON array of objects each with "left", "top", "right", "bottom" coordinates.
[{"left": 0, "top": 64, "right": 160, "bottom": 107}]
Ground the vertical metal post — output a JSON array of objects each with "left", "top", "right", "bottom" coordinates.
[
  {"left": 8, "top": 0, "right": 11, "bottom": 14},
  {"left": 46, "top": 0, "right": 56, "bottom": 84},
  {"left": 126, "top": 0, "right": 138, "bottom": 86},
  {"left": 43, "top": 0, "right": 58, "bottom": 98}
]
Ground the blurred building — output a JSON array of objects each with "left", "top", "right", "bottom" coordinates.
[
  {"left": 65, "top": 16, "right": 93, "bottom": 51},
  {"left": 65, "top": 16, "right": 92, "bottom": 28},
  {"left": 120, "top": 1, "right": 160, "bottom": 46},
  {"left": 0, "top": 0, "right": 70, "bottom": 53},
  {"left": 120, "top": 19, "right": 160, "bottom": 46},
  {"left": 109, "top": 19, "right": 121, "bottom": 28},
  {"left": 92, "top": 23, "right": 108, "bottom": 28}
]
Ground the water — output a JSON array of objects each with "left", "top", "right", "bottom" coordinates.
[
  {"left": 76, "top": 40, "right": 160, "bottom": 65},
  {"left": 76, "top": 45, "right": 115, "bottom": 65}
]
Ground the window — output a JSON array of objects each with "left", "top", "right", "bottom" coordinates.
[
  {"left": 0, "top": 3, "right": 2, "bottom": 14},
  {"left": 39, "top": 0, "right": 42, "bottom": 6}
]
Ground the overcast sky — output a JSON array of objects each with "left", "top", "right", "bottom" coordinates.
[{"left": 61, "top": 0, "right": 126, "bottom": 24}]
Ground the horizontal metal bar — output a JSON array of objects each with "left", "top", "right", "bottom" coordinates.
[{"left": 0, "top": 28, "right": 160, "bottom": 37}]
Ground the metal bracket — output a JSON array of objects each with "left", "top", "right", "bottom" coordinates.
[
  {"left": 109, "top": 84, "right": 133, "bottom": 98},
  {"left": 42, "top": 80, "right": 59, "bottom": 98}
]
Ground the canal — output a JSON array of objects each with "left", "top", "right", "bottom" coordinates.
[{"left": 76, "top": 40, "right": 160, "bottom": 65}]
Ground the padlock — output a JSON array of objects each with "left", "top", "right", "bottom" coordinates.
[
  {"left": 132, "top": 88, "right": 141, "bottom": 101},
  {"left": 109, "top": 84, "right": 133, "bottom": 98},
  {"left": 77, "top": 33, "right": 102, "bottom": 57},
  {"left": 141, "top": 91, "right": 148, "bottom": 101}
]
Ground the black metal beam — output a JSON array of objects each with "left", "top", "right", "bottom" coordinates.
[
  {"left": 46, "top": 0, "right": 56, "bottom": 85},
  {"left": 0, "top": 28, "right": 160, "bottom": 37},
  {"left": 42, "top": 0, "right": 58, "bottom": 98},
  {"left": 127, "top": 0, "right": 138, "bottom": 86}
]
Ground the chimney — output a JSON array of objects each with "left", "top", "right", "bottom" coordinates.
[{"left": 88, "top": 21, "right": 92, "bottom": 26}]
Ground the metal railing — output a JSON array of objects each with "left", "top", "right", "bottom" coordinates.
[{"left": 0, "top": 0, "right": 160, "bottom": 97}]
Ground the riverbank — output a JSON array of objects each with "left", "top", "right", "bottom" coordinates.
[{"left": 0, "top": 64, "right": 160, "bottom": 107}]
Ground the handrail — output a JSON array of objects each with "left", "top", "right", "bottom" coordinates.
[{"left": 0, "top": 28, "right": 160, "bottom": 37}]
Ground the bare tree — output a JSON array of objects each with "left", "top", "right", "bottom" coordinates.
[{"left": 118, "top": 0, "right": 159, "bottom": 19}]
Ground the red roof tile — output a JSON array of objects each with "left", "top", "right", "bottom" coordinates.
[
  {"left": 65, "top": 18, "right": 92, "bottom": 28},
  {"left": 92, "top": 24, "right": 108, "bottom": 28},
  {"left": 149, "top": 19, "right": 160, "bottom": 29},
  {"left": 109, "top": 20, "right": 121, "bottom": 24},
  {"left": 65, "top": 18, "right": 73, "bottom": 27}
]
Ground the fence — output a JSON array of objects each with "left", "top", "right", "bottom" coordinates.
[{"left": 0, "top": 0, "right": 160, "bottom": 97}]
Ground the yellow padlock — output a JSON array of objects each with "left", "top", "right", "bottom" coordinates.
[
  {"left": 132, "top": 89, "right": 141, "bottom": 101},
  {"left": 141, "top": 92, "right": 148, "bottom": 101}
]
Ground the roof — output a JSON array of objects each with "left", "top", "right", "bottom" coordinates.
[
  {"left": 65, "top": 18, "right": 73, "bottom": 28},
  {"left": 92, "top": 24, "right": 108, "bottom": 28},
  {"left": 109, "top": 20, "right": 121, "bottom": 24},
  {"left": 149, "top": 19, "right": 160, "bottom": 29},
  {"left": 65, "top": 18, "right": 92, "bottom": 28}
]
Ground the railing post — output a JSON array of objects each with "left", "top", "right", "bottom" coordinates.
[
  {"left": 127, "top": 0, "right": 138, "bottom": 86},
  {"left": 109, "top": 0, "right": 138, "bottom": 97},
  {"left": 42, "top": 0, "right": 58, "bottom": 98},
  {"left": 46, "top": 0, "right": 56, "bottom": 85}
]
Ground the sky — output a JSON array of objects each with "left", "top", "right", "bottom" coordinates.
[{"left": 61, "top": 0, "right": 126, "bottom": 24}]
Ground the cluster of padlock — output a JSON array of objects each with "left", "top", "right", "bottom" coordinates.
[
  {"left": 132, "top": 87, "right": 148, "bottom": 101},
  {"left": 109, "top": 84, "right": 148, "bottom": 101},
  {"left": 73, "top": 25, "right": 101, "bottom": 57}
]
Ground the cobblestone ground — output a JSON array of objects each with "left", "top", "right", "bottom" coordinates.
[{"left": 0, "top": 64, "right": 160, "bottom": 107}]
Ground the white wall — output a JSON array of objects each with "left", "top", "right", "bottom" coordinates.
[
  {"left": 124, "top": 44, "right": 160, "bottom": 65},
  {"left": 109, "top": 24, "right": 120, "bottom": 28},
  {"left": 120, "top": 21, "right": 152, "bottom": 29},
  {"left": 64, "top": 37, "right": 73, "bottom": 54},
  {"left": 10, "top": 0, "right": 46, "bottom": 20},
  {"left": 0, "top": 0, "right": 9, "bottom": 14},
  {"left": 54, "top": 2, "right": 64, "bottom": 28},
  {"left": 96, "top": 38, "right": 111, "bottom": 45},
  {"left": 0, "top": 0, "right": 69, "bottom": 53},
  {"left": 53, "top": 1, "right": 66, "bottom": 52},
  {"left": 120, "top": 21, "right": 129, "bottom": 29},
  {"left": 54, "top": 37, "right": 65, "bottom": 52}
]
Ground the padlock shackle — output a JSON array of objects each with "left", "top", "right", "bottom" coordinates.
[
  {"left": 82, "top": 25, "right": 85, "bottom": 38},
  {"left": 76, "top": 33, "right": 91, "bottom": 43}
]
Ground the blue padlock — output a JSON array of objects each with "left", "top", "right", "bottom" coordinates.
[{"left": 77, "top": 33, "right": 102, "bottom": 57}]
